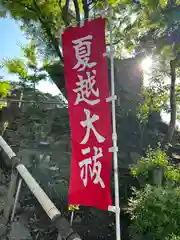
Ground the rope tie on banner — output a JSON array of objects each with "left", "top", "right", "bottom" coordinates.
[
  {"left": 106, "top": 95, "right": 117, "bottom": 102},
  {"left": 109, "top": 146, "right": 118, "bottom": 153},
  {"left": 108, "top": 205, "right": 120, "bottom": 214},
  {"left": 106, "top": 95, "right": 118, "bottom": 152}
]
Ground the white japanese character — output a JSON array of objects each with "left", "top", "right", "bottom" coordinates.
[
  {"left": 73, "top": 70, "right": 100, "bottom": 105},
  {"left": 79, "top": 147, "right": 105, "bottom": 188},
  {"left": 79, "top": 147, "right": 91, "bottom": 187},
  {"left": 90, "top": 147, "right": 105, "bottom": 188},
  {"left": 80, "top": 108, "right": 105, "bottom": 144},
  {"left": 72, "top": 35, "right": 96, "bottom": 71}
]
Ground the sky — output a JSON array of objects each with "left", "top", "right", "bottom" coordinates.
[{"left": 0, "top": 16, "right": 60, "bottom": 96}]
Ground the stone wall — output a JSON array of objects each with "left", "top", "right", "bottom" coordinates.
[{"left": 113, "top": 55, "right": 144, "bottom": 115}]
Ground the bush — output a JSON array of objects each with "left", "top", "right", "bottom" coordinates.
[
  {"left": 131, "top": 145, "right": 180, "bottom": 186},
  {"left": 127, "top": 185, "right": 180, "bottom": 240},
  {"left": 166, "top": 234, "right": 180, "bottom": 240},
  {"left": 131, "top": 145, "right": 168, "bottom": 176},
  {"left": 165, "top": 165, "right": 180, "bottom": 184}
]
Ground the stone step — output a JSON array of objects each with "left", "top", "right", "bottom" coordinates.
[{"left": 0, "top": 185, "right": 7, "bottom": 213}]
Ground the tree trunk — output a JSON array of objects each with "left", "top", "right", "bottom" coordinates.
[
  {"left": 73, "top": 0, "right": 81, "bottom": 26},
  {"left": 164, "top": 59, "right": 176, "bottom": 147},
  {"left": 62, "top": 0, "right": 71, "bottom": 26},
  {"left": 167, "top": 0, "right": 176, "bottom": 6},
  {"left": 32, "top": 0, "right": 64, "bottom": 61},
  {"left": 83, "top": 0, "right": 89, "bottom": 23}
]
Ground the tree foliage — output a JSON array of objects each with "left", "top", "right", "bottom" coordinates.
[
  {"left": 127, "top": 184, "right": 180, "bottom": 240},
  {"left": 0, "top": 80, "right": 10, "bottom": 108},
  {"left": 0, "top": 0, "right": 120, "bottom": 60},
  {"left": 0, "top": 80, "right": 10, "bottom": 98},
  {"left": 0, "top": 0, "right": 65, "bottom": 59},
  {"left": 118, "top": 0, "right": 180, "bottom": 145},
  {"left": 131, "top": 145, "right": 180, "bottom": 186},
  {"left": 2, "top": 42, "right": 48, "bottom": 89},
  {"left": 129, "top": 144, "right": 180, "bottom": 239}
]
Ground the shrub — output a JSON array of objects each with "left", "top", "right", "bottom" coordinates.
[
  {"left": 131, "top": 145, "right": 168, "bottom": 185},
  {"left": 166, "top": 234, "right": 180, "bottom": 240},
  {"left": 131, "top": 145, "right": 180, "bottom": 186},
  {"left": 127, "top": 185, "right": 180, "bottom": 240}
]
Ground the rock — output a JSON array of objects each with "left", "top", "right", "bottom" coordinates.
[
  {"left": 0, "top": 170, "right": 6, "bottom": 184},
  {"left": 9, "top": 217, "right": 32, "bottom": 240},
  {"left": 130, "top": 152, "right": 141, "bottom": 164},
  {"left": 1, "top": 150, "right": 12, "bottom": 167},
  {"left": 118, "top": 152, "right": 127, "bottom": 159},
  {"left": 0, "top": 195, "right": 6, "bottom": 212},
  {"left": 172, "top": 153, "right": 180, "bottom": 159},
  {"left": 157, "top": 132, "right": 165, "bottom": 142},
  {"left": 74, "top": 216, "right": 82, "bottom": 223},
  {"left": 0, "top": 185, "right": 7, "bottom": 196},
  {"left": 0, "top": 216, "right": 7, "bottom": 237}
]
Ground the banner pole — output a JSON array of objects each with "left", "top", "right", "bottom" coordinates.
[{"left": 109, "top": 6, "right": 121, "bottom": 240}]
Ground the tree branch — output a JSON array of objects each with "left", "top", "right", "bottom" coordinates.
[
  {"left": 16, "top": 0, "right": 63, "bottom": 62},
  {"left": 32, "top": 0, "right": 64, "bottom": 62},
  {"left": 82, "top": 0, "right": 89, "bottom": 23},
  {"left": 163, "top": 59, "right": 177, "bottom": 147},
  {"left": 167, "top": 0, "right": 177, "bottom": 7},
  {"left": 73, "top": 0, "right": 81, "bottom": 26},
  {"left": 62, "top": 0, "right": 71, "bottom": 26}
]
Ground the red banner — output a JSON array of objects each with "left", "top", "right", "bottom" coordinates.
[{"left": 62, "top": 18, "right": 112, "bottom": 210}]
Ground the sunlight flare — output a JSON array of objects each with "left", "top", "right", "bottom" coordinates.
[{"left": 141, "top": 57, "right": 152, "bottom": 72}]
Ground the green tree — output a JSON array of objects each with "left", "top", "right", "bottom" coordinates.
[
  {"left": 2, "top": 0, "right": 180, "bottom": 146},
  {"left": 0, "top": 0, "right": 64, "bottom": 60},
  {"left": 0, "top": 0, "right": 123, "bottom": 97},
  {"left": 0, "top": 0, "right": 100, "bottom": 60},
  {"left": 0, "top": 0, "right": 120, "bottom": 59},
  {"left": 0, "top": 78, "right": 10, "bottom": 108},
  {"left": 109, "top": 0, "right": 180, "bottom": 146},
  {"left": 0, "top": 0, "right": 98, "bottom": 92},
  {"left": 2, "top": 42, "right": 47, "bottom": 106},
  {"left": 0, "top": 78, "right": 10, "bottom": 98}
]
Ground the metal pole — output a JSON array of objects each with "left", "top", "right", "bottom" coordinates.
[
  {"left": 11, "top": 178, "right": 22, "bottom": 222},
  {"left": 109, "top": 6, "right": 121, "bottom": 240}
]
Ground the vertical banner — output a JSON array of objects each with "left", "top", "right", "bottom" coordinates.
[{"left": 62, "top": 18, "right": 112, "bottom": 210}]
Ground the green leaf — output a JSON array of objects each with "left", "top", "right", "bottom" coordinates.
[
  {"left": 159, "top": 0, "right": 167, "bottom": 8},
  {"left": 21, "top": 41, "right": 37, "bottom": 65},
  {"left": 2, "top": 58, "right": 28, "bottom": 79},
  {"left": 160, "top": 44, "right": 175, "bottom": 60},
  {"left": 0, "top": 81, "right": 10, "bottom": 97}
]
